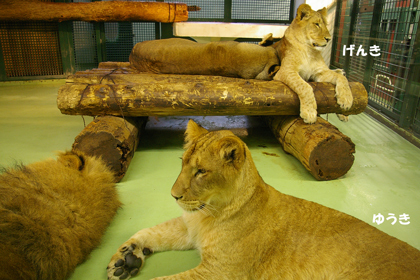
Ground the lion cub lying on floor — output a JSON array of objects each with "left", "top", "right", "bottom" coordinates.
[
  {"left": 107, "top": 120, "right": 420, "bottom": 280},
  {"left": 273, "top": 4, "right": 353, "bottom": 123},
  {"left": 0, "top": 151, "right": 120, "bottom": 280}
]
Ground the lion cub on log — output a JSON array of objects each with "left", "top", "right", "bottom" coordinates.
[
  {"left": 107, "top": 120, "right": 420, "bottom": 280},
  {"left": 273, "top": 4, "right": 353, "bottom": 123},
  {"left": 0, "top": 151, "right": 120, "bottom": 280}
]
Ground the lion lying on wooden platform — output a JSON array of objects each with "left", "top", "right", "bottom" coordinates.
[{"left": 129, "top": 38, "right": 280, "bottom": 80}]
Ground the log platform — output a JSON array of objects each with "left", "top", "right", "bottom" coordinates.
[
  {"left": 265, "top": 116, "right": 355, "bottom": 180},
  {"left": 72, "top": 116, "right": 147, "bottom": 182},
  {"left": 59, "top": 62, "right": 368, "bottom": 181},
  {"left": 57, "top": 62, "right": 368, "bottom": 117}
]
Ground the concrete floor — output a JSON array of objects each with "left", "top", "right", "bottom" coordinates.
[{"left": 1, "top": 79, "right": 419, "bottom": 279}]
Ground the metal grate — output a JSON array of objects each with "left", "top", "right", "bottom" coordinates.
[
  {"left": 331, "top": 0, "right": 419, "bottom": 132},
  {"left": 231, "top": 0, "right": 292, "bottom": 22},
  {"left": 346, "top": 9, "right": 372, "bottom": 83},
  {"left": 180, "top": 0, "right": 292, "bottom": 23},
  {"left": 0, "top": 21, "right": 63, "bottom": 78},
  {"left": 105, "top": 22, "right": 157, "bottom": 62},
  {"left": 367, "top": 0, "right": 415, "bottom": 117},
  {"left": 180, "top": 0, "right": 225, "bottom": 20},
  {"left": 132, "top": 22, "right": 156, "bottom": 44},
  {"left": 331, "top": 0, "right": 348, "bottom": 70},
  {"left": 72, "top": 21, "right": 98, "bottom": 71}
]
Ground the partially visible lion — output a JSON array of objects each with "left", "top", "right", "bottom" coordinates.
[
  {"left": 272, "top": 4, "right": 353, "bottom": 123},
  {"left": 0, "top": 151, "right": 121, "bottom": 280},
  {"left": 129, "top": 38, "right": 280, "bottom": 80},
  {"left": 106, "top": 120, "right": 420, "bottom": 280}
]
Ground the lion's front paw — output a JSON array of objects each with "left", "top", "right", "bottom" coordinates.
[
  {"left": 107, "top": 242, "right": 152, "bottom": 280},
  {"left": 334, "top": 69, "right": 346, "bottom": 76},
  {"left": 300, "top": 107, "right": 318, "bottom": 124},
  {"left": 336, "top": 114, "right": 349, "bottom": 122},
  {"left": 335, "top": 84, "right": 353, "bottom": 110}
]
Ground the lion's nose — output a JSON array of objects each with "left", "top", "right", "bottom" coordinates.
[
  {"left": 172, "top": 194, "right": 183, "bottom": 200},
  {"left": 325, "top": 37, "right": 331, "bottom": 43}
]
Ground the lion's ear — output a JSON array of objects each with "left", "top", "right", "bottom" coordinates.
[
  {"left": 217, "top": 136, "right": 246, "bottom": 169},
  {"left": 297, "top": 4, "right": 313, "bottom": 20},
  {"left": 57, "top": 151, "right": 85, "bottom": 171},
  {"left": 184, "top": 120, "right": 209, "bottom": 149},
  {"left": 317, "top": 7, "right": 327, "bottom": 18}
]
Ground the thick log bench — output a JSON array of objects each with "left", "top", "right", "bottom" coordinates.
[
  {"left": 58, "top": 62, "right": 367, "bottom": 117},
  {"left": 59, "top": 62, "right": 368, "bottom": 181}
]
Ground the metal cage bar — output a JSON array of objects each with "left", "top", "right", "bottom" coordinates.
[{"left": 331, "top": 0, "right": 420, "bottom": 134}]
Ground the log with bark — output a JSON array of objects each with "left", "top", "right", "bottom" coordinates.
[
  {"left": 72, "top": 116, "right": 147, "bottom": 181},
  {"left": 0, "top": 0, "right": 191, "bottom": 23},
  {"left": 57, "top": 63, "right": 368, "bottom": 117},
  {"left": 265, "top": 115, "right": 355, "bottom": 180}
]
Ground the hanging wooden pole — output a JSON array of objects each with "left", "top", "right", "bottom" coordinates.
[
  {"left": 265, "top": 115, "right": 356, "bottom": 180},
  {"left": 0, "top": 0, "right": 191, "bottom": 23}
]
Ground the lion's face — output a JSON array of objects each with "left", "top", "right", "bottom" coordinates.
[
  {"left": 171, "top": 120, "right": 246, "bottom": 215},
  {"left": 293, "top": 4, "right": 331, "bottom": 50}
]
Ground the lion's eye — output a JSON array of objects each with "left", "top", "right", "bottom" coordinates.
[
  {"left": 315, "top": 23, "right": 320, "bottom": 27},
  {"left": 195, "top": 169, "right": 206, "bottom": 177}
]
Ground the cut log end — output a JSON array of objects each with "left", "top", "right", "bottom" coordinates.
[
  {"left": 309, "top": 134, "right": 355, "bottom": 181},
  {"left": 265, "top": 116, "right": 356, "bottom": 181},
  {"left": 72, "top": 116, "right": 147, "bottom": 181}
]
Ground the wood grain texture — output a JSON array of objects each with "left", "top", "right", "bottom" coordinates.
[
  {"left": 265, "top": 115, "right": 355, "bottom": 180},
  {"left": 57, "top": 65, "right": 368, "bottom": 117},
  {"left": 0, "top": 0, "right": 189, "bottom": 22},
  {"left": 72, "top": 116, "right": 147, "bottom": 181}
]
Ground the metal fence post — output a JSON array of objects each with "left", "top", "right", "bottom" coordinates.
[
  {"left": 362, "top": 0, "right": 384, "bottom": 92},
  {"left": 399, "top": 15, "right": 420, "bottom": 130},
  {"left": 344, "top": 0, "right": 361, "bottom": 76}
]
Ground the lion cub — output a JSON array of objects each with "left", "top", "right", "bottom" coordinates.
[
  {"left": 273, "top": 4, "right": 353, "bottom": 123},
  {"left": 107, "top": 120, "right": 419, "bottom": 280}
]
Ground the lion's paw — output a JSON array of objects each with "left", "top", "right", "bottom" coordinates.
[
  {"left": 336, "top": 114, "right": 349, "bottom": 122},
  {"left": 107, "top": 243, "right": 152, "bottom": 280},
  {"left": 300, "top": 107, "right": 318, "bottom": 124},
  {"left": 334, "top": 69, "right": 346, "bottom": 76},
  {"left": 335, "top": 84, "right": 353, "bottom": 110}
]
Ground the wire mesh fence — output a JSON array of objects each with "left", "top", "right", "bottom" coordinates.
[
  {"left": 231, "top": 0, "right": 292, "bottom": 22},
  {"left": 0, "top": 0, "right": 293, "bottom": 77},
  {"left": 0, "top": 21, "right": 63, "bottom": 78},
  {"left": 72, "top": 21, "right": 98, "bottom": 71},
  {"left": 331, "top": 0, "right": 420, "bottom": 135},
  {"left": 180, "top": 0, "right": 225, "bottom": 20}
]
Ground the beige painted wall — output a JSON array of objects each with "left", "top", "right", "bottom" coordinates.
[{"left": 305, "top": 0, "right": 338, "bottom": 66}]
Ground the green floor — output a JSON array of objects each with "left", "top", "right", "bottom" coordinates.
[{"left": 1, "top": 80, "right": 419, "bottom": 279}]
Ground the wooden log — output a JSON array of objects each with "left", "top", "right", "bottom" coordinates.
[
  {"left": 265, "top": 115, "right": 355, "bottom": 180},
  {"left": 57, "top": 71, "right": 368, "bottom": 117},
  {"left": 0, "top": 0, "right": 189, "bottom": 23},
  {"left": 72, "top": 116, "right": 147, "bottom": 182}
]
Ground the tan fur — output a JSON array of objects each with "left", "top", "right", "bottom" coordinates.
[
  {"left": 272, "top": 4, "right": 353, "bottom": 123},
  {"left": 0, "top": 151, "right": 121, "bottom": 280},
  {"left": 129, "top": 38, "right": 280, "bottom": 80},
  {"left": 107, "top": 120, "right": 420, "bottom": 280}
]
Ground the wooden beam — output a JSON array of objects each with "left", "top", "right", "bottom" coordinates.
[
  {"left": 265, "top": 116, "right": 355, "bottom": 180},
  {"left": 72, "top": 116, "right": 147, "bottom": 181},
  {"left": 57, "top": 67, "right": 368, "bottom": 117},
  {"left": 0, "top": 0, "right": 189, "bottom": 23}
]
